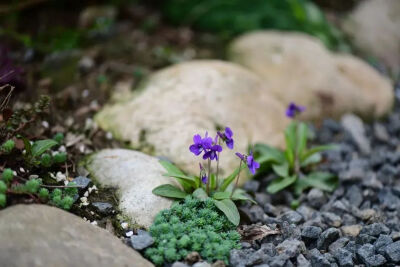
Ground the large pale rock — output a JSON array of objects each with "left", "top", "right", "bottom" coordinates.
[
  {"left": 0, "top": 204, "right": 153, "bottom": 267},
  {"left": 95, "top": 60, "right": 289, "bottom": 182},
  {"left": 342, "top": 0, "right": 400, "bottom": 74},
  {"left": 228, "top": 31, "right": 394, "bottom": 121},
  {"left": 86, "top": 149, "right": 179, "bottom": 228}
]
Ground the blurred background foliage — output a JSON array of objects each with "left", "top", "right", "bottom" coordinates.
[
  {"left": 159, "top": 0, "right": 349, "bottom": 51},
  {"left": 0, "top": 0, "right": 350, "bottom": 54}
]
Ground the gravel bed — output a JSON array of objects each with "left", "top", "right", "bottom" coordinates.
[{"left": 228, "top": 84, "right": 400, "bottom": 266}]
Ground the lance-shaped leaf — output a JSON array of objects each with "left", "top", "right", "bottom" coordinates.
[{"left": 152, "top": 184, "right": 188, "bottom": 199}]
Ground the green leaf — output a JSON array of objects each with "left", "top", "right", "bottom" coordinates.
[
  {"left": 31, "top": 139, "right": 58, "bottom": 157},
  {"left": 272, "top": 163, "right": 289, "bottom": 177},
  {"left": 213, "top": 191, "right": 231, "bottom": 200},
  {"left": 301, "top": 153, "right": 321, "bottom": 167},
  {"left": 159, "top": 160, "right": 194, "bottom": 192},
  {"left": 296, "top": 122, "right": 308, "bottom": 157},
  {"left": 213, "top": 199, "right": 240, "bottom": 226},
  {"left": 284, "top": 122, "right": 297, "bottom": 167},
  {"left": 267, "top": 175, "right": 296, "bottom": 194},
  {"left": 219, "top": 165, "right": 245, "bottom": 192},
  {"left": 152, "top": 184, "right": 188, "bottom": 199},
  {"left": 293, "top": 178, "right": 310, "bottom": 196},
  {"left": 231, "top": 190, "right": 257, "bottom": 204},
  {"left": 301, "top": 145, "right": 336, "bottom": 162},
  {"left": 254, "top": 143, "right": 285, "bottom": 164},
  {"left": 192, "top": 188, "right": 208, "bottom": 200},
  {"left": 159, "top": 160, "right": 186, "bottom": 176},
  {"left": 303, "top": 172, "right": 338, "bottom": 192}
]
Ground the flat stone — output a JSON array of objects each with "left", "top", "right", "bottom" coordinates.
[
  {"left": 0, "top": 204, "right": 153, "bottom": 267},
  {"left": 333, "top": 248, "right": 353, "bottom": 267},
  {"left": 341, "top": 225, "right": 362, "bottom": 237},
  {"left": 374, "top": 234, "right": 393, "bottom": 255},
  {"left": 302, "top": 226, "right": 323, "bottom": 241},
  {"left": 86, "top": 149, "right": 180, "bottom": 228},
  {"left": 341, "top": 114, "right": 371, "bottom": 155},
  {"left": 309, "top": 249, "right": 331, "bottom": 267},
  {"left": 317, "top": 228, "right": 341, "bottom": 251},
  {"left": 329, "top": 237, "right": 350, "bottom": 254},
  {"left": 95, "top": 60, "right": 289, "bottom": 184},
  {"left": 91, "top": 202, "right": 114, "bottom": 215},
  {"left": 383, "top": 241, "right": 400, "bottom": 263},
  {"left": 276, "top": 239, "right": 305, "bottom": 258},
  {"left": 307, "top": 188, "right": 327, "bottom": 209},
  {"left": 72, "top": 176, "right": 92, "bottom": 190},
  {"left": 361, "top": 223, "right": 391, "bottom": 237},
  {"left": 356, "top": 244, "right": 374, "bottom": 264},
  {"left": 322, "top": 212, "right": 342, "bottom": 228},
  {"left": 130, "top": 230, "right": 154, "bottom": 250},
  {"left": 279, "top": 211, "right": 304, "bottom": 225},
  {"left": 229, "top": 31, "right": 393, "bottom": 121},
  {"left": 296, "top": 254, "right": 310, "bottom": 267}
]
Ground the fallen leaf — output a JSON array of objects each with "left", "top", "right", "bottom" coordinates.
[{"left": 237, "top": 224, "right": 280, "bottom": 242}]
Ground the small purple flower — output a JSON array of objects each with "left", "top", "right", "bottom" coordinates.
[
  {"left": 285, "top": 102, "right": 306, "bottom": 118},
  {"left": 235, "top": 152, "right": 260, "bottom": 175},
  {"left": 217, "top": 127, "right": 234, "bottom": 149},
  {"left": 199, "top": 163, "right": 208, "bottom": 184},
  {"left": 189, "top": 133, "right": 212, "bottom": 156},
  {"left": 246, "top": 151, "right": 260, "bottom": 175},
  {"left": 203, "top": 144, "right": 222, "bottom": 161},
  {"left": 235, "top": 152, "right": 245, "bottom": 161},
  {"left": 201, "top": 174, "right": 208, "bottom": 184}
]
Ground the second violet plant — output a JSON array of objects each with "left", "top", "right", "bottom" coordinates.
[
  {"left": 254, "top": 102, "right": 338, "bottom": 196},
  {"left": 152, "top": 127, "right": 259, "bottom": 226}
]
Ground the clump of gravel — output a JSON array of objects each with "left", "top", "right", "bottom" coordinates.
[{"left": 232, "top": 84, "right": 400, "bottom": 266}]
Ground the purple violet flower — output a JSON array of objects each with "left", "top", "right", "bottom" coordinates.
[
  {"left": 246, "top": 151, "right": 260, "bottom": 175},
  {"left": 203, "top": 144, "right": 222, "bottom": 161},
  {"left": 235, "top": 152, "right": 260, "bottom": 175},
  {"left": 189, "top": 133, "right": 213, "bottom": 156},
  {"left": 217, "top": 127, "right": 234, "bottom": 149},
  {"left": 199, "top": 163, "right": 208, "bottom": 184},
  {"left": 285, "top": 102, "right": 306, "bottom": 118}
]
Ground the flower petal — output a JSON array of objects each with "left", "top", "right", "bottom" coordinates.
[
  {"left": 193, "top": 134, "right": 202, "bottom": 144},
  {"left": 225, "top": 127, "right": 233, "bottom": 139},
  {"left": 235, "top": 152, "right": 245, "bottom": 161}
]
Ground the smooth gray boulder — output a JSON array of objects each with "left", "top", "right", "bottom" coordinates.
[
  {"left": 0, "top": 204, "right": 153, "bottom": 267},
  {"left": 86, "top": 149, "right": 179, "bottom": 228},
  {"left": 229, "top": 31, "right": 393, "bottom": 121},
  {"left": 95, "top": 60, "right": 289, "bottom": 185}
]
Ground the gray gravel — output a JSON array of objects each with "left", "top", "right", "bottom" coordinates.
[{"left": 229, "top": 86, "right": 400, "bottom": 267}]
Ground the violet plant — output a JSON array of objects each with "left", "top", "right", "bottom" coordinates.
[
  {"left": 152, "top": 127, "right": 259, "bottom": 226},
  {"left": 254, "top": 102, "right": 337, "bottom": 195}
]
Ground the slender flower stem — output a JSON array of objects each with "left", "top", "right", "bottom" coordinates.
[
  {"left": 206, "top": 159, "right": 211, "bottom": 194},
  {"left": 216, "top": 139, "right": 221, "bottom": 188},
  {"left": 231, "top": 160, "right": 242, "bottom": 198}
]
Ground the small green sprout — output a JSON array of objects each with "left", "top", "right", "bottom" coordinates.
[
  {"left": 1, "top": 140, "right": 15, "bottom": 154},
  {"left": 38, "top": 188, "right": 49, "bottom": 200},
  {"left": 25, "top": 179, "right": 41, "bottom": 193},
  {"left": 40, "top": 153, "right": 53, "bottom": 167},
  {"left": 2, "top": 168, "right": 14, "bottom": 183},
  {"left": 53, "top": 133, "right": 64, "bottom": 144},
  {"left": 53, "top": 152, "right": 67, "bottom": 164},
  {"left": 0, "top": 181, "right": 7, "bottom": 194}
]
